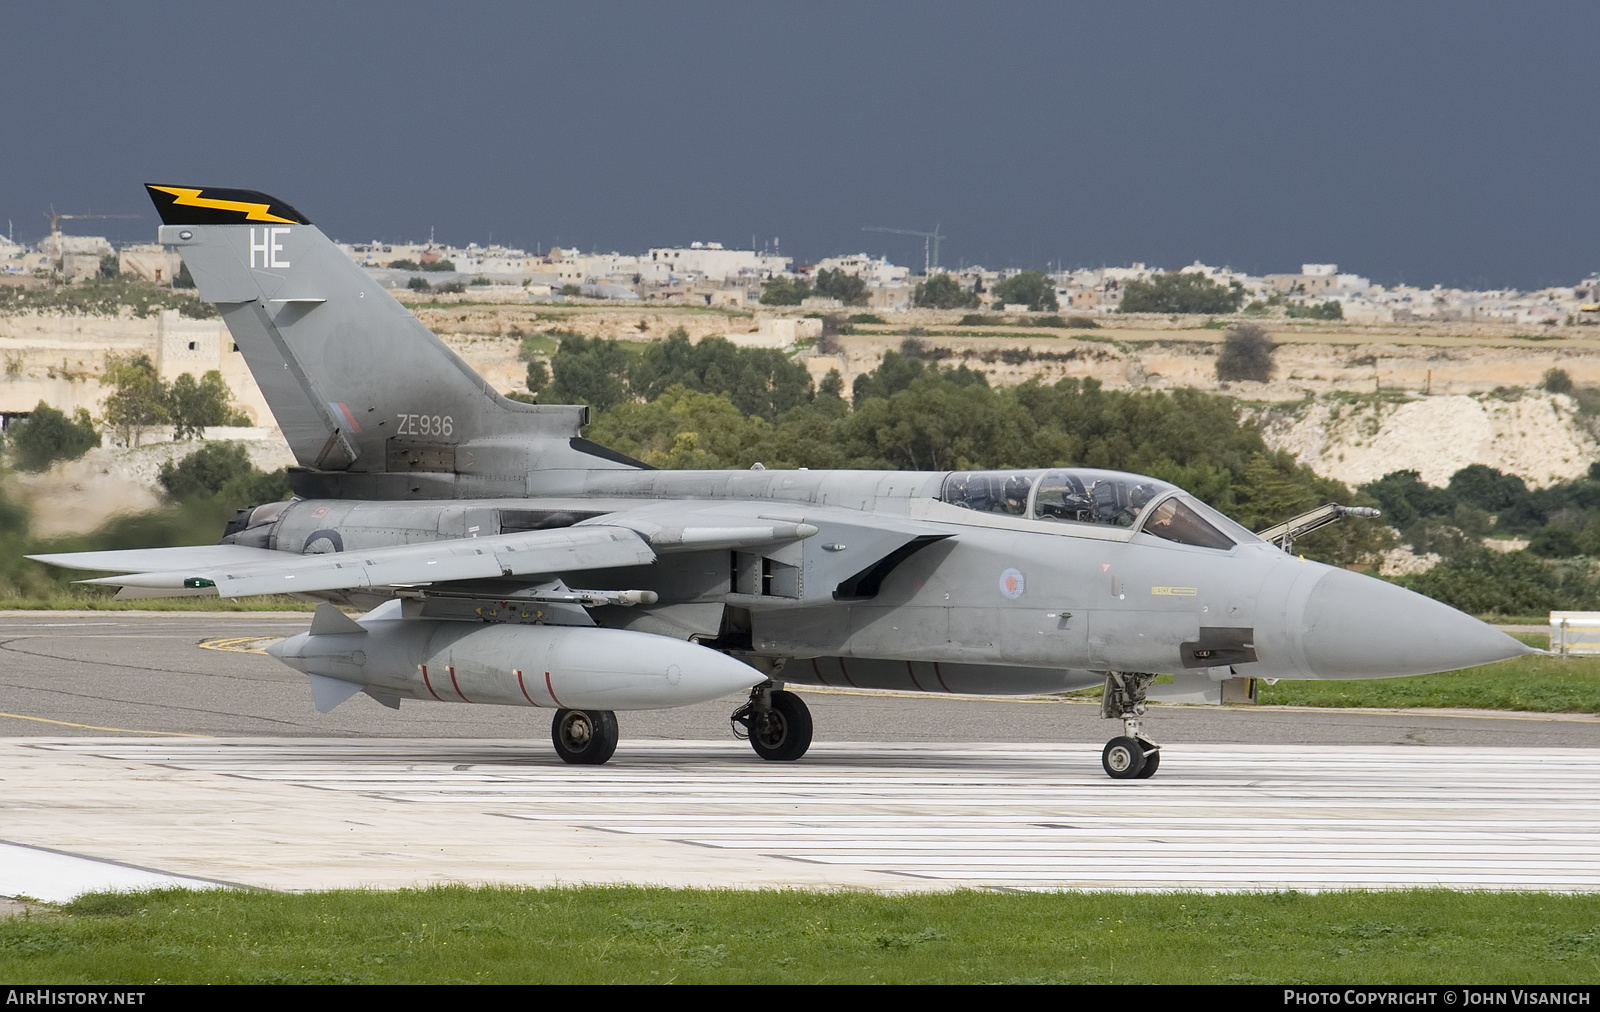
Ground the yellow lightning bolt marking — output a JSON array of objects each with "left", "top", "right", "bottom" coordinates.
[{"left": 149, "top": 186, "right": 296, "bottom": 224}]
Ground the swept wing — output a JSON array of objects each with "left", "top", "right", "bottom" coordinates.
[{"left": 30, "top": 512, "right": 822, "bottom": 599}]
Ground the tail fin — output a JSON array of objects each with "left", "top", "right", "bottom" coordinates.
[{"left": 147, "top": 184, "right": 642, "bottom": 498}]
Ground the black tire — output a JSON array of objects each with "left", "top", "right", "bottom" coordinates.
[
  {"left": 1134, "top": 741, "right": 1160, "bottom": 779},
  {"left": 1102, "top": 736, "right": 1146, "bottom": 779},
  {"left": 552, "top": 708, "right": 618, "bottom": 765},
  {"left": 749, "top": 690, "right": 813, "bottom": 762}
]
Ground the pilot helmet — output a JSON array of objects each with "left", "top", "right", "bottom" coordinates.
[{"left": 1002, "top": 475, "right": 1031, "bottom": 509}]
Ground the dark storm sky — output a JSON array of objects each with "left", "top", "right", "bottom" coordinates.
[{"left": 5, "top": 2, "right": 1597, "bottom": 290}]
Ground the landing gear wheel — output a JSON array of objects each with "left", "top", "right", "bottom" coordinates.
[
  {"left": 551, "top": 708, "right": 618, "bottom": 765},
  {"left": 1100, "top": 671, "right": 1160, "bottom": 780},
  {"left": 1135, "top": 742, "right": 1160, "bottom": 779},
  {"left": 748, "top": 690, "right": 813, "bottom": 762},
  {"left": 1102, "top": 736, "right": 1146, "bottom": 779}
]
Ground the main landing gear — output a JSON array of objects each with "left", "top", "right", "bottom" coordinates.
[
  {"left": 552, "top": 708, "right": 619, "bottom": 765},
  {"left": 731, "top": 682, "right": 813, "bottom": 761},
  {"left": 1100, "top": 671, "right": 1160, "bottom": 780}
]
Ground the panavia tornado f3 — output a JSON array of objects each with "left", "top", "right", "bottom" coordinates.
[{"left": 31, "top": 185, "right": 1535, "bottom": 777}]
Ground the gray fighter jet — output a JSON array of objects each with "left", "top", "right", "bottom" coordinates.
[{"left": 32, "top": 185, "right": 1534, "bottom": 778}]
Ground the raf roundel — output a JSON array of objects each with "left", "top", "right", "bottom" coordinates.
[{"left": 999, "top": 568, "right": 1025, "bottom": 599}]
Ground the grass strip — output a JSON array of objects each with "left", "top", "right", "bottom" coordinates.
[
  {"left": 3, "top": 886, "right": 1598, "bottom": 984},
  {"left": 1258, "top": 637, "right": 1600, "bottom": 713},
  {"left": 1057, "top": 636, "right": 1600, "bottom": 713}
]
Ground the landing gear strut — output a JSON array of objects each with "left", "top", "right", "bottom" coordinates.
[
  {"left": 1100, "top": 671, "right": 1160, "bottom": 780},
  {"left": 551, "top": 708, "right": 619, "bottom": 765},
  {"left": 732, "top": 682, "right": 813, "bottom": 761}
]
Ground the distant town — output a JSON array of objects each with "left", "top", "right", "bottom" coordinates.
[{"left": 5, "top": 226, "right": 1599, "bottom": 326}]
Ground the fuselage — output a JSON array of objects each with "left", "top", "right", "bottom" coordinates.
[{"left": 231, "top": 464, "right": 1530, "bottom": 695}]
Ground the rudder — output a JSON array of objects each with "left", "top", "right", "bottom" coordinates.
[{"left": 146, "top": 184, "right": 638, "bottom": 497}]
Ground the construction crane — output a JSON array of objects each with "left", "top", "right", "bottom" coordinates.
[
  {"left": 862, "top": 224, "right": 946, "bottom": 276},
  {"left": 43, "top": 206, "right": 140, "bottom": 253}
]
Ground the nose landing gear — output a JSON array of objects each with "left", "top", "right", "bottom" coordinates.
[{"left": 1100, "top": 671, "right": 1160, "bottom": 779}]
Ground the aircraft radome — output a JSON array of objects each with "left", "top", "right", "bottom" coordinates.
[{"left": 31, "top": 185, "right": 1535, "bottom": 778}]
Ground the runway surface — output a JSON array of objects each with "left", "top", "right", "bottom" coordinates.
[
  {"left": 4, "top": 737, "right": 1598, "bottom": 896},
  {"left": 0, "top": 612, "right": 1597, "bottom": 897}
]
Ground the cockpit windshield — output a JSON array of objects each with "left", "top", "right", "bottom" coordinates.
[
  {"left": 941, "top": 469, "right": 1176, "bottom": 528},
  {"left": 1137, "top": 495, "right": 1238, "bottom": 549}
]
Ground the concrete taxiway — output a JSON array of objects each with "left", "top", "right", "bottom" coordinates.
[
  {"left": 0, "top": 613, "right": 1597, "bottom": 897},
  {"left": 3, "top": 737, "right": 1598, "bottom": 896}
]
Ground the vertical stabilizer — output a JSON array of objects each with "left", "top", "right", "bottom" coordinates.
[{"left": 145, "top": 184, "right": 643, "bottom": 497}]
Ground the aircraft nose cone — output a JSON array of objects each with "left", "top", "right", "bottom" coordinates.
[{"left": 1300, "top": 567, "right": 1535, "bottom": 678}]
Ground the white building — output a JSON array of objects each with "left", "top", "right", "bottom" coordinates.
[
  {"left": 647, "top": 243, "right": 790, "bottom": 282},
  {"left": 813, "top": 253, "right": 910, "bottom": 286},
  {"left": 118, "top": 244, "right": 183, "bottom": 286},
  {"left": 39, "top": 233, "right": 113, "bottom": 258}
]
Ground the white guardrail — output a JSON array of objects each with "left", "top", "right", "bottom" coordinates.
[{"left": 1549, "top": 611, "right": 1600, "bottom": 656}]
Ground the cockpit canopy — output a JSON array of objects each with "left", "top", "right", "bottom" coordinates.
[
  {"left": 940, "top": 468, "right": 1259, "bottom": 550},
  {"left": 942, "top": 468, "right": 1172, "bottom": 525}
]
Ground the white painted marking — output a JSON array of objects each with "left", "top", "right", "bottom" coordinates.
[
  {"left": 0, "top": 841, "right": 223, "bottom": 903},
  {"left": 30, "top": 741, "right": 1600, "bottom": 892}
]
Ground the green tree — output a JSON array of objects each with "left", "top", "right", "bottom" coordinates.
[
  {"left": 99, "top": 353, "right": 168, "bottom": 447},
  {"left": 912, "top": 273, "right": 979, "bottom": 310},
  {"left": 1543, "top": 368, "right": 1574, "bottom": 395},
  {"left": 818, "top": 368, "right": 846, "bottom": 402},
  {"left": 759, "top": 277, "right": 812, "bottom": 306},
  {"left": 631, "top": 330, "right": 813, "bottom": 421},
  {"left": 526, "top": 359, "right": 550, "bottom": 396},
  {"left": 842, "top": 376, "right": 1034, "bottom": 472},
  {"left": 158, "top": 441, "right": 290, "bottom": 509},
  {"left": 1286, "top": 300, "right": 1344, "bottom": 320},
  {"left": 542, "top": 334, "right": 633, "bottom": 412},
  {"left": 157, "top": 441, "right": 256, "bottom": 501},
  {"left": 1400, "top": 549, "right": 1600, "bottom": 615},
  {"left": 1215, "top": 323, "right": 1275, "bottom": 382},
  {"left": 813, "top": 269, "right": 868, "bottom": 306},
  {"left": 991, "top": 271, "right": 1059, "bottom": 312},
  {"left": 585, "top": 386, "right": 773, "bottom": 469},
  {"left": 217, "top": 467, "right": 293, "bottom": 510},
  {"left": 6, "top": 401, "right": 101, "bottom": 472},
  {"left": 1120, "top": 272, "right": 1246, "bottom": 314},
  {"left": 852, "top": 350, "right": 927, "bottom": 406},
  {"left": 1360, "top": 470, "right": 1457, "bottom": 528},
  {"left": 1446, "top": 464, "right": 1527, "bottom": 513},
  {"left": 167, "top": 370, "right": 246, "bottom": 439}
]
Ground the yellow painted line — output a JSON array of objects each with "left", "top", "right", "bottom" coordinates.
[
  {"left": 0, "top": 711, "right": 210, "bottom": 737},
  {"left": 199, "top": 637, "right": 274, "bottom": 655}
]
